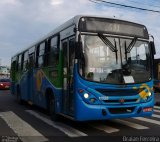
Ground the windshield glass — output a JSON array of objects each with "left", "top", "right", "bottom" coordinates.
[{"left": 79, "top": 35, "right": 151, "bottom": 84}]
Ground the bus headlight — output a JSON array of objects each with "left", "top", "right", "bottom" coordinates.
[
  {"left": 148, "top": 92, "right": 152, "bottom": 97},
  {"left": 84, "top": 93, "right": 89, "bottom": 99}
]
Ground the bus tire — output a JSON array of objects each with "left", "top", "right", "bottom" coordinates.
[{"left": 49, "top": 95, "right": 59, "bottom": 121}]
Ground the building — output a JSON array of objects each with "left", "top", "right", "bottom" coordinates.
[{"left": 0, "top": 66, "right": 10, "bottom": 79}]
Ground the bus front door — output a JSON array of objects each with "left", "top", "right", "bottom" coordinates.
[{"left": 62, "top": 38, "right": 75, "bottom": 116}]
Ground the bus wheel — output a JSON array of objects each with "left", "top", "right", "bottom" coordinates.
[{"left": 49, "top": 95, "right": 59, "bottom": 121}]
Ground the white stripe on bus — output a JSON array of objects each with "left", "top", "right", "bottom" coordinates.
[
  {"left": 88, "top": 123, "right": 119, "bottom": 133},
  {"left": 114, "top": 119, "right": 149, "bottom": 129},
  {"left": 0, "top": 111, "right": 48, "bottom": 142},
  {"left": 134, "top": 117, "right": 160, "bottom": 126},
  {"left": 26, "top": 110, "right": 87, "bottom": 137}
]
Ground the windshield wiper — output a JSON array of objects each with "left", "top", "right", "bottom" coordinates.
[
  {"left": 98, "top": 33, "right": 118, "bottom": 64},
  {"left": 98, "top": 33, "right": 117, "bottom": 52},
  {"left": 126, "top": 37, "right": 137, "bottom": 53}
]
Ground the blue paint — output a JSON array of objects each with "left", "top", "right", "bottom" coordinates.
[
  {"left": 11, "top": 64, "right": 154, "bottom": 121},
  {"left": 74, "top": 63, "right": 154, "bottom": 121}
]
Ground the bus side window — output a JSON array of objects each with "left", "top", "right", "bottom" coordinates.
[
  {"left": 48, "top": 36, "right": 59, "bottom": 67},
  {"left": 28, "top": 46, "right": 35, "bottom": 69},
  {"left": 69, "top": 38, "right": 75, "bottom": 90},
  {"left": 18, "top": 54, "right": 22, "bottom": 71},
  {"left": 37, "top": 42, "right": 46, "bottom": 68},
  {"left": 16, "top": 56, "right": 19, "bottom": 71},
  {"left": 69, "top": 38, "right": 75, "bottom": 74},
  {"left": 62, "top": 42, "right": 68, "bottom": 68},
  {"left": 23, "top": 51, "right": 29, "bottom": 71},
  {"left": 28, "top": 53, "right": 35, "bottom": 69}
]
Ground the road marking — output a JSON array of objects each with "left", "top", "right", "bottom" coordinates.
[
  {"left": 152, "top": 114, "right": 160, "bottom": 119},
  {"left": 89, "top": 123, "right": 119, "bottom": 133},
  {"left": 0, "top": 111, "right": 48, "bottom": 142},
  {"left": 154, "top": 109, "right": 160, "bottom": 113},
  {"left": 26, "top": 110, "right": 87, "bottom": 137},
  {"left": 134, "top": 117, "right": 160, "bottom": 126},
  {"left": 114, "top": 119, "right": 149, "bottom": 129},
  {"left": 154, "top": 106, "right": 160, "bottom": 109}
]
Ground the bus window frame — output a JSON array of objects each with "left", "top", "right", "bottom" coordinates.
[
  {"left": 22, "top": 50, "right": 29, "bottom": 72},
  {"left": 18, "top": 54, "right": 22, "bottom": 71},
  {"left": 36, "top": 40, "right": 47, "bottom": 68},
  {"left": 47, "top": 34, "right": 60, "bottom": 67},
  {"left": 28, "top": 46, "right": 36, "bottom": 69}
]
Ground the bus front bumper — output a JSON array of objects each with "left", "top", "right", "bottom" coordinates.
[{"left": 75, "top": 97, "right": 154, "bottom": 121}]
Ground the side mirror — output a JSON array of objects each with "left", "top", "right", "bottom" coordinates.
[{"left": 150, "top": 41, "right": 156, "bottom": 55}]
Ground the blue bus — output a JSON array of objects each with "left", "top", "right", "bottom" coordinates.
[{"left": 11, "top": 15, "right": 156, "bottom": 121}]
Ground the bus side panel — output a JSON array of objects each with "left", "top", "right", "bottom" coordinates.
[
  {"left": 28, "top": 69, "right": 35, "bottom": 104},
  {"left": 20, "top": 72, "right": 29, "bottom": 101},
  {"left": 17, "top": 69, "right": 42, "bottom": 105},
  {"left": 32, "top": 69, "right": 62, "bottom": 113}
]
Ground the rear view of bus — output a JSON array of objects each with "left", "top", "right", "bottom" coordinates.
[{"left": 73, "top": 16, "right": 155, "bottom": 121}]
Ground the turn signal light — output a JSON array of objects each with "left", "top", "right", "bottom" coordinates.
[
  {"left": 79, "top": 89, "right": 84, "bottom": 93},
  {"left": 90, "top": 98, "right": 96, "bottom": 103}
]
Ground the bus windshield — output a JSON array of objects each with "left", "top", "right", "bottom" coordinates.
[{"left": 79, "top": 34, "right": 151, "bottom": 84}]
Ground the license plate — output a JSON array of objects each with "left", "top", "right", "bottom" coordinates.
[{"left": 5, "top": 86, "right": 9, "bottom": 88}]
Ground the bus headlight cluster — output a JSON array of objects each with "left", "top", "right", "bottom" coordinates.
[
  {"left": 78, "top": 89, "right": 98, "bottom": 104},
  {"left": 83, "top": 92, "right": 98, "bottom": 104}
]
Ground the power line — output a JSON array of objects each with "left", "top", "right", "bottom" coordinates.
[
  {"left": 89, "top": 0, "right": 160, "bottom": 13},
  {"left": 89, "top": 0, "right": 118, "bottom": 8},
  {"left": 127, "top": 0, "right": 160, "bottom": 8}
]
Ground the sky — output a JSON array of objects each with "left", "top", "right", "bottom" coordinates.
[{"left": 0, "top": 0, "right": 160, "bottom": 66}]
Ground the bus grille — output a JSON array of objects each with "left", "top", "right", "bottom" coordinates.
[
  {"left": 108, "top": 107, "right": 135, "bottom": 114},
  {"left": 96, "top": 88, "right": 141, "bottom": 96},
  {"left": 103, "top": 99, "right": 138, "bottom": 103}
]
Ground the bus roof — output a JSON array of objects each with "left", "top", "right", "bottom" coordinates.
[
  {"left": 12, "top": 15, "right": 148, "bottom": 59},
  {"left": 12, "top": 15, "right": 81, "bottom": 59}
]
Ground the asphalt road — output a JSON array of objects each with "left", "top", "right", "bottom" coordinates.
[{"left": 0, "top": 90, "right": 160, "bottom": 142}]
